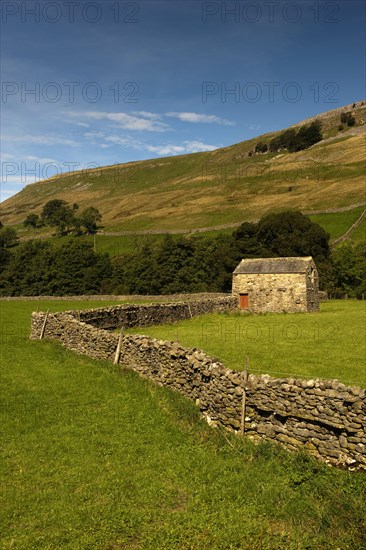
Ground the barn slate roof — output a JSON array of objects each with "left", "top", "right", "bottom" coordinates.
[{"left": 233, "top": 257, "right": 314, "bottom": 275}]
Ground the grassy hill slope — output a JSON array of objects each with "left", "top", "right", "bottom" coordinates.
[{"left": 1, "top": 102, "right": 365, "bottom": 233}]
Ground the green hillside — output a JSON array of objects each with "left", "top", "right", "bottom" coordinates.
[{"left": 1, "top": 102, "right": 365, "bottom": 236}]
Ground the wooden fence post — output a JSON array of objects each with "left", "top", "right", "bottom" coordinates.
[
  {"left": 114, "top": 327, "right": 124, "bottom": 365},
  {"left": 240, "top": 355, "right": 249, "bottom": 436},
  {"left": 39, "top": 309, "right": 50, "bottom": 340},
  {"left": 188, "top": 303, "right": 193, "bottom": 319}
]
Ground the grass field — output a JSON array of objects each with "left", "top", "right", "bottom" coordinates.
[
  {"left": 309, "top": 206, "right": 365, "bottom": 241},
  {"left": 350, "top": 216, "right": 366, "bottom": 243},
  {"left": 126, "top": 301, "right": 366, "bottom": 387},
  {"left": 1, "top": 299, "right": 366, "bottom": 548},
  {"left": 12, "top": 205, "right": 365, "bottom": 261},
  {"left": 12, "top": 201, "right": 364, "bottom": 261}
]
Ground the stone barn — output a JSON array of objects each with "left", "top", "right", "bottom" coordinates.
[{"left": 232, "top": 257, "right": 319, "bottom": 313}]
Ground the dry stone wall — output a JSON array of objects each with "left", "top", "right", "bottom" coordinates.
[
  {"left": 30, "top": 300, "right": 366, "bottom": 470},
  {"left": 66, "top": 297, "right": 237, "bottom": 330}
]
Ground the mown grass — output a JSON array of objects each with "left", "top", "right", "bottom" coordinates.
[
  {"left": 126, "top": 301, "right": 366, "bottom": 388},
  {"left": 1, "top": 299, "right": 366, "bottom": 549}
]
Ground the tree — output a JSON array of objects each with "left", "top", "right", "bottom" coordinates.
[
  {"left": 270, "top": 122, "right": 322, "bottom": 153},
  {"left": 0, "top": 240, "right": 112, "bottom": 296},
  {"left": 289, "top": 121, "right": 322, "bottom": 152},
  {"left": 50, "top": 241, "right": 111, "bottom": 295},
  {"left": 233, "top": 222, "right": 269, "bottom": 258},
  {"left": 0, "top": 227, "right": 18, "bottom": 248},
  {"left": 257, "top": 211, "right": 330, "bottom": 263},
  {"left": 329, "top": 242, "right": 366, "bottom": 297},
  {"left": 41, "top": 199, "right": 77, "bottom": 235},
  {"left": 41, "top": 199, "right": 67, "bottom": 222},
  {"left": 24, "top": 213, "right": 40, "bottom": 229},
  {"left": 304, "top": 120, "right": 322, "bottom": 147},
  {"left": 269, "top": 135, "right": 282, "bottom": 152},
  {"left": 255, "top": 141, "right": 268, "bottom": 154},
  {"left": 280, "top": 129, "right": 297, "bottom": 150},
  {"left": 0, "top": 240, "right": 54, "bottom": 295},
  {"left": 340, "top": 112, "right": 356, "bottom": 127},
  {"left": 79, "top": 207, "right": 102, "bottom": 234}
]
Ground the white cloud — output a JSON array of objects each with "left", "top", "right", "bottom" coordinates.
[
  {"left": 146, "top": 140, "right": 218, "bottom": 156},
  {"left": 249, "top": 124, "right": 262, "bottom": 131},
  {"left": 146, "top": 144, "right": 186, "bottom": 155},
  {"left": 0, "top": 187, "right": 22, "bottom": 202},
  {"left": 182, "top": 140, "right": 218, "bottom": 152},
  {"left": 132, "top": 111, "right": 162, "bottom": 120},
  {"left": 1, "top": 175, "right": 39, "bottom": 185},
  {"left": 166, "top": 112, "right": 235, "bottom": 126},
  {"left": 65, "top": 120, "right": 90, "bottom": 128},
  {"left": 83, "top": 131, "right": 106, "bottom": 140},
  {"left": 3, "top": 135, "right": 78, "bottom": 146},
  {"left": 104, "top": 135, "right": 131, "bottom": 146},
  {"left": 25, "top": 155, "right": 59, "bottom": 164},
  {"left": 69, "top": 111, "right": 170, "bottom": 132},
  {"left": 101, "top": 134, "right": 218, "bottom": 156},
  {"left": 1, "top": 153, "right": 15, "bottom": 160}
]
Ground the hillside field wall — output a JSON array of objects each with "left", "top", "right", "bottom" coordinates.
[{"left": 30, "top": 299, "right": 366, "bottom": 470}]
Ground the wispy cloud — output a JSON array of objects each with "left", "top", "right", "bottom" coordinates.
[
  {"left": 98, "top": 134, "right": 218, "bottom": 156},
  {"left": 103, "top": 135, "right": 131, "bottom": 146},
  {"left": 1, "top": 153, "right": 15, "bottom": 161},
  {"left": 132, "top": 111, "right": 163, "bottom": 120},
  {"left": 166, "top": 112, "right": 235, "bottom": 126},
  {"left": 146, "top": 144, "right": 186, "bottom": 155},
  {"left": 3, "top": 135, "right": 79, "bottom": 146},
  {"left": 68, "top": 111, "right": 170, "bottom": 132},
  {"left": 25, "top": 155, "right": 59, "bottom": 164},
  {"left": 67, "top": 110, "right": 233, "bottom": 131}
]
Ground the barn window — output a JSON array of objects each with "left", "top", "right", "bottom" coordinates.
[
  {"left": 310, "top": 268, "right": 315, "bottom": 285},
  {"left": 239, "top": 294, "right": 249, "bottom": 308}
]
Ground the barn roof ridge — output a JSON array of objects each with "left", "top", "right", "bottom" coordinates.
[{"left": 233, "top": 256, "right": 315, "bottom": 274}]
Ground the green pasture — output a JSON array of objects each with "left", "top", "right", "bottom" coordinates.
[
  {"left": 309, "top": 206, "right": 365, "bottom": 242},
  {"left": 126, "top": 300, "right": 366, "bottom": 387},
  {"left": 0, "top": 299, "right": 365, "bottom": 548}
]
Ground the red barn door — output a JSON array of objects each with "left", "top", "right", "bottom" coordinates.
[{"left": 239, "top": 294, "right": 249, "bottom": 308}]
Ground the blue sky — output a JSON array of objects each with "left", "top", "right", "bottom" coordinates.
[{"left": 1, "top": 0, "right": 365, "bottom": 201}]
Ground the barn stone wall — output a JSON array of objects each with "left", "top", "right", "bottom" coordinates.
[
  {"left": 30, "top": 302, "right": 365, "bottom": 470},
  {"left": 232, "top": 272, "right": 319, "bottom": 313}
]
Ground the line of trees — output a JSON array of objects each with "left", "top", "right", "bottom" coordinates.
[
  {"left": 23, "top": 200, "right": 102, "bottom": 235},
  {"left": 0, "top": 210, "right": 364, "bottom": 297},
  {"left": 268, "top": 120, "right": 323, "bottom": 153},
  {"left": 251, "top": 120, "right": 323, "bottom": 157},
  {"left": 0, "top": 240, "right": 111, "bottom": 296}
]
